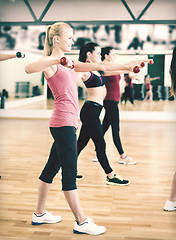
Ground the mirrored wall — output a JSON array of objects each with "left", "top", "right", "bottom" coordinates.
[{"left": 0, "top": 23, "right": 175, "bottom": 110}]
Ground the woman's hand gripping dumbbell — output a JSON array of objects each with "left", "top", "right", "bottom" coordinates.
[
  {"left": 60, "top": 57, "right": 75, "bottom": 69},
  {"left": 133, "top": 59, "right": 154, "bottom": 73}
]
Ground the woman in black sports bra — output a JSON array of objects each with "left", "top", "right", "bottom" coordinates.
[
  {"left": 76, "top": 42, "right": 151, "bottom": 185},
  {"left": 77, "top": 42, "right": 130, "bottom": 186}
]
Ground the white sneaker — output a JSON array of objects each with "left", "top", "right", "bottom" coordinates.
[
  {"left": 163, "top": 200, "right": 176, "bottom": 211},
  {"left": 119, "top": 156, "right": 137, "bottom": 165},
  {"left": 73, "top": 217, "right": 106, "bottom": 235},
  {"left": 92, "top": 157, "right": 98, "bottom": 162},
  {"left": 32, "top": 211, "right": 62, "bottom": 225}
]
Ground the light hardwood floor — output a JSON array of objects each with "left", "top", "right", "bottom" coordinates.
[{"left": 0, "top": 118, "right": 176, "bottom": 240}]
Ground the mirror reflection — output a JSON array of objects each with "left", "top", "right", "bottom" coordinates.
[{"left": 0, "top": 24, "right": 175, "bottom": 111}]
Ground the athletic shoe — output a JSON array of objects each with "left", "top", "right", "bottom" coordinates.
[
  {"left": 163, "top": 200, "right": 176, "bottom": 211},
  {"left": 119, "top": 156, "right": 137, "bottom": 165},
  {"left": 106, "top": 173, "right": 130, "bottom": 186},
  {"left": 76, "top": 175, "right": 83, "bottom": 180},
  {"left": 73, "top": 217, "right": 106, "bottom": 235},
  {"left": 92, "top": 157, "right": 98, "bottom": 162},
  {"left": 32, "top": 211, "right": 62, "bottom": 225}
]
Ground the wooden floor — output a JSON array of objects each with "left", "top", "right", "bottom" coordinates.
[{"left": 0, "top": 117, "right": 176, "bottom": 239}]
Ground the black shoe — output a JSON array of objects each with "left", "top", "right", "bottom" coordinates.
[
  {"left": 106, "top": 174, "right": 129, "bottom": 186},
  {"left": 76, "top": 175, "right": 83, "bottom": 180}
]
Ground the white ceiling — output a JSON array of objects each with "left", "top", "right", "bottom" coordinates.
[{"left": 0, "top": 0, "right": 175, "bottom": 24}]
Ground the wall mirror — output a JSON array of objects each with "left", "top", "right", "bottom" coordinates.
[{"left": 0, "top": 23, "right": 175, "bottom": 111}]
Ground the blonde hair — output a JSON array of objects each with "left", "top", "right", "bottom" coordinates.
[{"left": 44, "top": 22, "right": 72, "bottom": 56}]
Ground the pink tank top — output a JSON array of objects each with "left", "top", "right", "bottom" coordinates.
[
  {"left": 146, "top": 82, "right": 152, "bottom": 90},
  {"left": 45, "top": 65, "right": 79, "bottom": 128},
  {"left": 104, "top": 75, "right": 121, "bottom": 101}
]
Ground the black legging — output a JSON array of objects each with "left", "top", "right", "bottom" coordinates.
[
  {"left": 121, "top": 86, "right": 134, "bottom": 104},
  {"left": 102, "top": 100, "right": 124, "bottom": 155},
  {"left": 77, "top": 101, "right": 113, "bottom": 174},
  {"left": 39, "top": 126, "right": 77, "bottom": 191}
]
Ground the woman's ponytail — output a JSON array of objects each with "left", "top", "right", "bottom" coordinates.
[{"left": 44, "top": 25, "right": 52, "bottom": 56}]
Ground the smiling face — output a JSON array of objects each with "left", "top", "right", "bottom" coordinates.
[
  {"left": 45, "top": 22, "right": 74, "bottom": 56},
  {"left": 87, "top": 46, "right": 102, "bottom": 63},
  {"left": 58, "top": 27, "right": 74, "bottom": 52}
]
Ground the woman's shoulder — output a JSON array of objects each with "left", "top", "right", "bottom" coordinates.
[{"left": 81, "top": 72, "right": 91, "bottom": 82}]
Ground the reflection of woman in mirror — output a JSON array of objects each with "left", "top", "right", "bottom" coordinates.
[
  {"left": 127, "top": 37, "right": 142, "bottom": 50},
  {"left": 0, "top": 32, "right": 16, "bottom": 50},
  {"left": 38, "top": 32, "right": 46, "bottom": 50},
  {"left": 93, "top": 25, "right": 110, "bottom": 47},
  {"left": 143, "top": 74, "right": 160, "bottom": 102},
  {"left": 163, "top": 47, "right": 176, "bottom": 211},
  {"left": 121, "top": 73, "right": 134, "bottom": 105},
  {"left": 73, "top": 25, "right": 92, "bottom": 49}
]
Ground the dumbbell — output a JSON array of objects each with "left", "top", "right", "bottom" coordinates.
[
  {"left": 140, "top": 60, "right": 154, "bottom": 66},
  {"left": 60, "top": 57, "right": 68, "bottom": 66},
  {"left": 16, "top": 51, "right": 25, "bottom": 58},
  {"left": 133, "top": 61, "right": 146, "bottom": 73},
  {"left": 60, "top": 57, "right": 74, "bottom": 69},
  {"left": 140, "top": 62, "right": 145, "bottom": 67},
  {"left": 133, "top": 65, "right": 140, "bottom": 73}
]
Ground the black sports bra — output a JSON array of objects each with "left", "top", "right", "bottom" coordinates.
[{"left": 84, "top": 72, "right": 106, "bottom": 88}]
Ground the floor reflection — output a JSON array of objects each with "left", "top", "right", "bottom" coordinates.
[{"left": 11, "top": 99, "right": 176, "bottom": 113}]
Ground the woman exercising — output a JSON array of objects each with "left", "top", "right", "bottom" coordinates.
[
  {"left": 77, "top": 42, "right": 151, "bottom": 184},
  {"left": 25, "top": 22, "right": 149, "bottom": 235}
]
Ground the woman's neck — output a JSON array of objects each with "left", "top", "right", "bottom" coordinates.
[{"left": 51, "top": 48, "right": 64, "bottom": 59}]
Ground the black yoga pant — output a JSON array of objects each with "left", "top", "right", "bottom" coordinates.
[
  {"left": 77, "top": 101, "right": 113, "bottom": 174},
  {"left": 121, "top": 86, "right": 134, "bottom": 104},
  {"left": 39, "top": 126, "right": 77, "bottom": 191},
  {"left": 102, "top": 100, "right": 124, "bottom": 155}
]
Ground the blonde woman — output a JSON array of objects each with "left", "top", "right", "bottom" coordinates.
[
  {"left": 143, "top": 74, "right": 160, "bottom": 102},
  {"left": 25, "top": 22, "right": 151, "bottom": 235}
]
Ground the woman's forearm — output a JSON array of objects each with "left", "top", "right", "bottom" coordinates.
[
  {"left": 74, "top": 59, "right": 151, "bottom": 73},
  {"left": 74, "top": 61, "right": 131, "bottom": 72},
  {"left": 0, "top": 53, "right": 16, "bottom": 61},
  {"left": 101, "top": 62, "right": 131, "bottom": 72},
  {"left": 102, "top": 59, "right": 152, "bottom": 72},
  {"left": 150, "top": 77, "right": 160, "bottom": 81}
]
